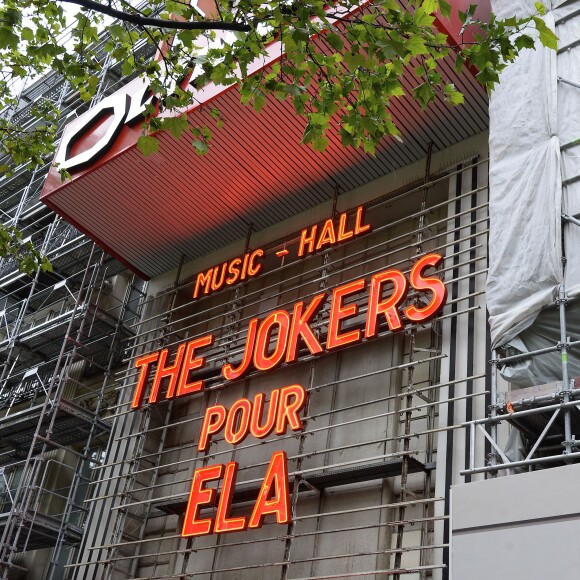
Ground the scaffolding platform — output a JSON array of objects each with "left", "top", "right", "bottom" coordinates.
[
  {"left": 0, "top": 510, "right": 82, "bottom": 551},
  {"left": 0, "top": 399, "right": 111, "bottom": 465},
  {"left": 1, "top": 303, "right": 133, "bottom": 361},
  {"left": 498, "top": 379, "right": 580, "bottom": 442},
  {"left": 157, "top": 457, "right": 432, "bottom": 515}
]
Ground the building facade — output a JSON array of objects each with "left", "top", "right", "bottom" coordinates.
[{"left": 0, "top": 1, "right": 579, "bottom": 579}]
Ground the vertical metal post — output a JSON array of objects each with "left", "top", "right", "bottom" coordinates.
[
  {"left": 489, "top": 351, "right": 498, "bottom": 472},
  {"left": 0, "top": 244, "right": 97, "bottom": 576},
  {"left": 469, "top": 422, "right": 475, "bottom": 472},
  {"left": 558, "top": 284, "right": 573, "bottom": 455},
  {"left": 280, "top": 360, "right": 317, "bottom": 580},
  {"left": 394, "top": 332, "right": 416, "bottom": 579}
]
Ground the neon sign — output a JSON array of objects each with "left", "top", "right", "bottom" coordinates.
[
  {"left": 131, "top": 248, "right": 447, "bottom": 538},
  {"left": 132, "top": 252, "right": 447, "bottom": 409},
  {"left": 182, "top": 450, "right": 291, "bottom": 536},
  {"left": 192, "top": 206, "right": 372, "bottom": 300},
  {"left": 130, "top": 203, "right": 447, "bottom": 538}
]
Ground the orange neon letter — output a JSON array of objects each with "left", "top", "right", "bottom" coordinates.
[
  {"left": 354, "top": 205, "right": 371, "bottom": 235},
  {"left": 275, "top": 384, "right": 307, "bottom": 435},
  {"left": 247, "top": 249, "right": 264, "bottom": 276},
  {"left": 198, "top": 405, "right": 227, "bottom": 451},
  {"left": 150, "top": 344, "right": 185, "bottom": 404},
  {"left": 214, "top": 462, "right": 247, "bottom": 534},
  {"left": 222, "top": 318, "right": 258, "bottom": 381},
  {"left": 337, "top": 212, "right": 354, "bottom": 242},
  {"left": 211, "top": 262, "right": 227, "bottom": 292},
  {"left": 298, "top": 225, "right": 317, "bottom": 257},
  {"left": 176, "top": 334, "right": 214, "bottom": 397},
  {"left": 182, "top": 464, "right": 224, "bottom": 537},
  {"left": 248, "top": 451, "right": 291, "bottom": 529},
  {"left": 404, "top": 253, "right": 447, "bottom": 323},
  {"left": 326, "top": 279, "right": 365, "bottom": 350},
  {"left": 226, "top": 257, "right": 242, "bottom": 285},
  {"left": 131, "top": 352, "right": 159, "bottom": 409},
  {"left": 285, "top": 293, "right": 326, "bottom": 363},
  {"left": 224, "top": 399, "right": 252, "bottom": 445},
  {"left": 250, "top": 390, "right": 280, "bottom": 439},
  {"left": 193, "top": 269, "right": 213, "bottom": 299},
  {"left": 253, "top": 310, "right": 291, "bottom": 372},
  {"left": 315, "top": 218, "right": 336, "bottom": 251},
  {"left": 365, "top": 269, "right": 408, "bottom": 338}
]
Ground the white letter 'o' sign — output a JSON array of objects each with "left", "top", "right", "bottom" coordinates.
[{"left": 55, "top": 93, "right": 131, "bottom": 172}]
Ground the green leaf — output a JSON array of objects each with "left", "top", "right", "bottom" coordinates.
[
  {"left": 0, "top": 27, "right": 19, "bottom": 50},
  {"left": 421, "top": 0, "right": 440, "bottom": 14},
  {"left": 459, "top": 4, "right": 477, "bottom": 27},
  {"left": 21, "top": 27, "right": 34, "bottom": 42},
  {"left": 325, "top": 32, "right": 344, "bottom": 51},
  {"left": 413, "top": 82, "right": 436, "bottom": 108},
  {"left": 406, "top": 35, "right": 428, "bottom": 57},
  {"left": 532, "top": 16, "right": 558, "bottom": 50},
  {"left": 5, "top": 8, "right": 21, "bottom": 25},
  {"left": 444, "top": 83, "right": 464, "bottom": 105},
  {"left": 414, "top": 7, "right": 435, "bottom": 27},
  {"left": 514, "top": 34, "right": 536, "bottom": 51},
  {"left": 137, "top": 135, "right": 159, "bottom": 157},
  {"left": 253, "top": 92, "right": 266, "bottom": 112},
  {"left": 292, "top": 28, "right": 310, "bottom": 43},
  {"left": 344, "top": 51, "right": 366, "bottom": 69},
  {"left": 192, "top": 139, "right": 209, "bottom": 154},
  {"left": 439, "top": 0, "right": 452, "bottom": 19},
  {"left": 163, "top": 115, "right": 189, "bottom": 140},
  {"left": 363, "top": 139, "right": 376, "bottom": 155},
  {"left": 454, "top": 53, "right": 466, "bottom": 73},
  {"left": 312, "top": 134, "right": 329, "bottom": 152},
  {"left": 534, "top": 2, "right": 547, "bottom": 16}
]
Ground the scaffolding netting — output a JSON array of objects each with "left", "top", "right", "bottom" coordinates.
[{"left": 488, "top": 0, "right": 580, "bottom": 386}]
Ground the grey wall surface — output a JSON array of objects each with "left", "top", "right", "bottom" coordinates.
[{"left": 451, "top": 463, "right": 580, "bottom": 580}]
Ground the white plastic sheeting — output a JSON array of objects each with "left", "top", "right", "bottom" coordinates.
[{"left": 488, "top": 0, "right": 580, "bottom": 385}]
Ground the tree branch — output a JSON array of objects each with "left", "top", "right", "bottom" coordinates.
[{"left": 58, "top": 0, "right": 252, "bottom": 32}]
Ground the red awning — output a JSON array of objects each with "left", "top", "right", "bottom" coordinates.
[{"left": 41, "top": 1, "right": 490, "bottom": 279}]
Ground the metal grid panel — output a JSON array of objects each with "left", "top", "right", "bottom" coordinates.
[{"left": 0, "top": 400, "right": 111, "bottom": 466}]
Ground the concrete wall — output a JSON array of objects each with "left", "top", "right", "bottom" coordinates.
[{"left": 451, "top": 464, "right": 580, "bottom": 580}]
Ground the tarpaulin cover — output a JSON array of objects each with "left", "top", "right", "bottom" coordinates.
[{"left": 488, "top": 0, "right": 580, "bottom": 386}]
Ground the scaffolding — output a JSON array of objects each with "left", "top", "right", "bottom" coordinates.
[
  {"left": 459, "top": 5, "right": 580, "bottom": 481},
  {"left": 0, "top": 27, "right": 149, "bottom": 578},
  {"left": 461, "top": 216, "right": 580, "bottom": 477}
]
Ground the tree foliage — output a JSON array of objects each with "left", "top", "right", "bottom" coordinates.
[{"left": 0, "top": 0, "right": 557, "bottom": 272}]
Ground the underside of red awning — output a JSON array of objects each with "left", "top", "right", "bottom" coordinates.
[{"left": 41, "top": 1, "right": 490, "bottom": 279}]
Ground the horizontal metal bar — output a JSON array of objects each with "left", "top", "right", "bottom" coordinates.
[
  {"left": 287, "top": 564, "right": 447, "bottom": 579},
  {"left": 90, "top": 405, "right": 470, "bottom": 488},
  {"left": 101, "top": 449, "right": 423, "bottom": 510},
  {"left": 108, "top": 353, "right": 464, "bottom": 443},
  {"left": 563, "top": 174, "right": 580, "bottom": 187},
  {"left": 461, "top": 450, "right": 580, "bottom": 476},
  {"left": 495, "top": 338, "right": 580, "bottom": 366},
  {"left": 555, "top": 6, "right": 580, "bottom": 26},
  {"left": 127, "top": 232, "right": 487, "bottom": 358},
  {"left": 466, "top": 398, "right": 580, "bottom": 426},
  {"left": 92, "top": 390, "right": 485, "bottom": 497},
  {"left": 68, "top": 539, "right": 449, "bottom": 570},
  {"left": 125, "top": 197, "right": 489, "bottom": 350},
  {"left": 85, "top": 496, "right": 445, "bottom": 553},
  {"left": 558, "top": 39, "right": 580, "bottom": 54}
]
